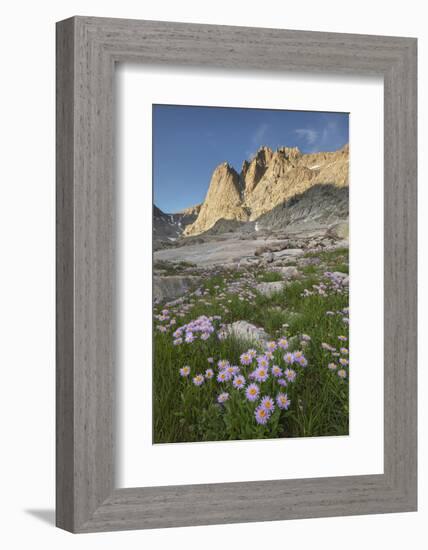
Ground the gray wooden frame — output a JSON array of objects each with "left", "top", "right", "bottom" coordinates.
[{"left": 56, "top": 16, "right": 417, "bottom": 533}]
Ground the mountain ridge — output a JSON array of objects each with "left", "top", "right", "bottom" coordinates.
[{"left": 183, "top": 144, "right": 349, "bottom": 236}]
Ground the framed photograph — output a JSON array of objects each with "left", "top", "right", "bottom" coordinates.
[{"left": 56, "top": 16, "right": 417, "bottom": 532}]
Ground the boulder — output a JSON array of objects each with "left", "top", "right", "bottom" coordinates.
[
  {"left": 238, "top": 257, "right": 259, "bottom": 268},
  {"left": 256, "top": 281, "right": 286, "bottom": 297},
  {"left": 273, "top": 248, "right": 305, "bottom": 259},
  {"left": 331, "top": 272, "right": 349, "bottom": 286},
  {"left": 332, "top": 271, "right": 348, "bottom": 280},
  {"left": 298, "top": 256, "right": 321, "bottom": 267},
  {"left": 255, "top": 246, "right": 270, "bottom": 256},
  {"left": 327, "top": 222, "right": 349, "bottom": 240},
  {"left": 153, "top": 275, "right": 201, "bottom": 303},
  {"left": 223, "top": 320, "right": 269, "bottom": 344},
  {"left": 277, "top": 266, "right": 299, "bottom": 280}
]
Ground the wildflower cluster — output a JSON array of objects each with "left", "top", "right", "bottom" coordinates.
[
  {"left": 322, "top": 333, "right": 349, "bottom": 380},
  {"left": 179, "top": 336, "right": 310, "bottom": 427},
  {"left": 154, "top": 252, "right": 350, "bottom": 443},
  {"left": 302, "top": 271, "right": 349, "bottom": 298},
  {"left": 172, "top": 315, "right": 221, "bottom": 345}
]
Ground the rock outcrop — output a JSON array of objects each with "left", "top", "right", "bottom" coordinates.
[
  {"left": 184, "top": 144, "right": 349, "bottom": 236},
  {"left": 153, "top": 275, "right": 201, "bottom": 302},
  {"left": 183, "top": 163, "right": 250, "bottom": 236},
  {"left": 222, "top": 320, "right": 269, "bottom": 344}
]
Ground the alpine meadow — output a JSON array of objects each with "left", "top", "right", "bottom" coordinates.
[{"left": 152, "top": 105, "right": 349, "bottom": 444}]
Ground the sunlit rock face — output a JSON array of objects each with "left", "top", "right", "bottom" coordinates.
[{"left": 184, "top": 144, "right": 349, "bottom": 236}]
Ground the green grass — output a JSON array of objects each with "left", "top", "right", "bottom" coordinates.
[
  {"left": 153, "top": 249, "right": 349, "bottom": 443},
  {"left": 299, "top": 264, "right": 320, "bottom": 276},
  {"left": 329, "top": 263, "right": 349, "bottom": 274},
  {"left": 256, "top": 271, "right": 283, "bottom": 283},
  {"left": 304, "top": 247, "right": 348, "bottom": 263}
]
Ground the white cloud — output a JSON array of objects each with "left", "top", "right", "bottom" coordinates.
[
  {"left": 245, "top": 122, "right": 270, "bottom": 159},
  {"left": 322, "top": 120, "right": 339, "bottom": 144},
  {"left": 252, "top": 122, "right": 269, "bottom": 144},
  {"left": 295, "top": 128, "right": 319, "bottom": 145}
]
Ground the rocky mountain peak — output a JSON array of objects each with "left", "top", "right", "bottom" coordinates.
[
  {"left": 183, "top": 143, "right": 349, "bottom": 236},
  {"left": 241, "top": 145, "right": 274, "bottom": 196},
  {"left": 183, "top": 161, "right": 248, "bottom": 236},
  {"left": 277, "top": 146, "right": 301, "bottom": 160},
  {"left": 254, "top": 145, "right": 274, "bottom": 162}
]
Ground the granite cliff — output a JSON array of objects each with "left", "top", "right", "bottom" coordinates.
[{"left": 183, "top": 144, "right": 349, "bottom": 236}]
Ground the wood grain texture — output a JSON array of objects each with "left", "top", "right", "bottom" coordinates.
[{"left": 56, "top": 16, "right": 417, "bottom": 533}]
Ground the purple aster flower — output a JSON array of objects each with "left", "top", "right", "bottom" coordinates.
[
  {"left": 245, "top": 383, "right": 260, "bottom": 402},
  {"left": 226, "top": 365, "right": 240, "bottom": 377},
  {"left": 276, "top": 392, "right": 291, "bottom": 410},
  {"left": 339, "top": 357, "right": 349, "bottom": 366},
  {"left": 340, "top": 347, "right": 349, "bottom": 355},
  {"left": 337, "top": 369, "right": 347, "bottom": 379},
  {"left": 321, "top": 342, "right": 330, "bottom": 350},
  {"left": 284, "top": 368, "right": 297, "bottom": 382},
  {"left": 217, "top": 392, "right": 229, "bottom": 404},
  {"left": 173, "top": 338, "right": 183, "bottom": 346},
  {"left": 233, "top": 375, "right": 246, "bottom": 390},
  {"left": 255, "top": 406, "right": 270, "bottom": 425},
  {"left": 328, "top": 362, "right": 337, "bottom": 370},
  {"left": 185, "top": 332, "right": 195, "bottom": 343},
  {"left": 179, "top": 366, "right": 190, "bottom": 377},
  {"left": 278, "top": 378, "right": 288, "bottom": 387},
  {"left": 260, "top": 395, "right": 275, "bottom": 413},
  {"left": 283, "top": 352, "right": 295, "bottom": 365},
  {"left": 192, "top": 374, "right": 204, "bottom": 386},
  {"left": 205, "top": 368, "right": 214, "bottom": 379},
  {"left": 297, "top": 356, "right": 308, "bottom": 367},
  {"left": 266, "top": 341, "right": 277, "bottom": 352},
  {"left": 257, "top": 355, "right": 270, "bottom": 368},
  {"left": 248, "top": 349, "right": 257, "bottom": 358},
  {"left": 200, "top": 332, "right": 210, "bottom": 340},
  {"left": 321, "top": 342, "right": 336, "bottom": 352},
  {"left": 207, "top": 357, "right": 214, "bottom": 364},
  {"left": 338, "top": 335, "right": 348, "bottom": 342},
  {"left": 301, "top": 334, "right": 311, "bottom": 342},
  {"left": 271, "top": 365, "right": 283, "bottom": 378},
  {"left": 253, "top": 365, "right": 269, "bottom": 383},
  {"left": 277, "top": 337, "right": 289, "bottom": 350},
  {"left": 217, "top": 371, "right": 228, "bottom": 383},
  {"left": 240, "top": 352, "right": 252, "bottom": 366},
  {"left": 217, "top": 359, "right": 230, "bottom": 370}
]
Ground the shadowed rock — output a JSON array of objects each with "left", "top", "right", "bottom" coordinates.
[{"left": 153, "top": 275, "right": 201, "bottom": 303}]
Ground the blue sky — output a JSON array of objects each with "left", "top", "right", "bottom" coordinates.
[{"left": 153, "top": 104, "right": 349, "bottom": 213}]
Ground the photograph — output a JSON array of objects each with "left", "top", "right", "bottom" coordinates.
[
  {"left": 153, "top": 104, "right": 350, "bottom": 444},
  {"left": 0, "top": 0, "right": 419, "bottom": 542}
]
